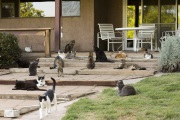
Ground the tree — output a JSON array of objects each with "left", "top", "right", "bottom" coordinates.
[{"left": 20, "top": 2, "right": 44, "bottom": 17}]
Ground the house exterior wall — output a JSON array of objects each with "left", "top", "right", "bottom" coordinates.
[{"left": 0, "top": 0, "right": 95, "bottom": 52}]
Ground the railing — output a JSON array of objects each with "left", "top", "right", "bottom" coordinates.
[{"left": 0, "top": 28, "right": 53, "bottom": 57}]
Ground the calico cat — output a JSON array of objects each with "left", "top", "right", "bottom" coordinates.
[
  {"left": 36, "top": 75, "right": 47, "bottom": 87},
  {"left": 15, "top": 58, "right": 30, "bottom": 68},
  {"left": 56, "top": 59, "right": 64, "bottom": 77},
  {"left": 116, "top": 80, "right": 136, "bottom": 96},
  {"left": 12, "top": 79, "right": 47, "bottom": 91},
  {"left": 87, "top": 51, "right": 95, "bottom": 69},
  {"left": 115, "top": 51, "right": 127, "bottom": 59},
  {"left": 39, "top": 77, "right": 57, "bottom": 120},
  {"left": 50, "top": 55, "right": 64, "bottom": 69},
  {"left": 94, "top": 46, "right": 114, "bottom": 62},
  {"left": 29, "top": 59, "right": 40, "bottom": 76},
  {"left": 64, "top": 40, "right": 75, "bottom": 53},
  {"left": 143, "top": 49, "right": 153, "bottom": 59}
]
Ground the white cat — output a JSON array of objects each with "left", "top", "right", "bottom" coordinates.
[
  {"left": 39, "top": 77, "right": 57, "bottom": 120},
  {"left": 58, "top": 50, "right": 65, "bottom": 59},
  {"left": 25, "top": 45, "right": 32, "bottom": 52}
]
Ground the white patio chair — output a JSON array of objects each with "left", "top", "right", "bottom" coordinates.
[
  {"left": 97, "top": 23, "right": 124, "bottom": 51},
  {"left": 137, "top": 24, "right": 155, "bottom": 51}
]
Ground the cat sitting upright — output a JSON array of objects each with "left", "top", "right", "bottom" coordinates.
[
  {"left": 116, "top": 80, "right": 136, "bottom": 96},
  {"left": 94, "top": 46, "right": 114, "bottom": 62},
  {"left": 39, "top": 77, "right": 57, "bottom": 120},
  {"left": 64, "top": 40, "right": 75, "bottom": 53},
  {"left": 29, "top": 59, "right": 40, "bottom": 76},
  {"left": 86, "top": 51, "right": 95, "bottom": 69},
  {"left": 115, "top": 51, "right": 127, "bottom": 59}
]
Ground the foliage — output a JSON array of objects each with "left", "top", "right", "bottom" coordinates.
[
  {"left": 62, "top": 73, "right": 180, "bottom": 120},
  {"left": 20, "top": 2, "right": 44, "bottom": 17},
  {"left": 0, "top": 33, "right": 22, "bottom": 68},
  {"left": 159, "top": 35, "right": 180, "bottom": 72}
]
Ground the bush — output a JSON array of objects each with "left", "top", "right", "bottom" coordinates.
[
  {"left": 0, "top": 33, "right": 22, "bottom": 68},
  {"left": 159, "top": 35, "right": 180, "bottom": 72}
]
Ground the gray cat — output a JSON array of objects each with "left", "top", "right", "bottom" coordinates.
[
  {"left": 50, "top": 56, "right": 64, "bottom": 69},
  {"left": 29, "top": 59, "right": 39, "bottom": 76},
  {"left": 116, "top": 80, "right": 136, "bottom": 96}
]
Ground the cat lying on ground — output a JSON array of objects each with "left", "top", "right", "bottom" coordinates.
[
  {"left": 116, "top": 80, "right": 136, "bottom": 96},
  {"left": 29, "top": 59, "right": 40, "bottom": 76},
  {"left": 12, "top": 78, "right": 46, "bottom": 91},
  {"left": 114, "top": 59, "right": 146, "bottom": 70},
  {"left": 115, "top": 51, "right": 127, "bottom": 59},
  {"left": 15, "top": 58, "right": 30, "bottom": 68},
  {"left": 39, "top": 77, "right": 57, "bottom": 120},
  {"left": 87, "top": 51, "right": 95, "bottom": 69},
  {"left": 94, "top": 46, "right": 114, "bottom": 62}
]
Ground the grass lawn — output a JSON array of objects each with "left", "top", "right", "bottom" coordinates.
[{"left": 62, "top": 73, "right": 180, "bottom": 120}]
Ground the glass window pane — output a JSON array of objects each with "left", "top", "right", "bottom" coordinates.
[{"left": 2, "top": 0, "right": 15, "bottom": 18}]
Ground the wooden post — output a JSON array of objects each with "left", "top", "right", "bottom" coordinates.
[
  {"left": 55, "top": 0, "right": 62, "bottom": 52},
  {"left": 45, "top": 29, "right": 51, "bottom": 57}
]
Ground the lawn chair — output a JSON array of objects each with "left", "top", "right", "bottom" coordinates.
[
  {"left": 97, "top": 23, "right": 124, "bottom": 51},
  {"left": 137, "top": 24, "right": 155, "bottom": 51}
]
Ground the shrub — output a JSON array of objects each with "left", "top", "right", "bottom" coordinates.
[
  {"left": 159, "top": 35, "right": 180, "bottom": 72},
  {"left": 0, "top": 33, "right": 22, "bottom": 68}
]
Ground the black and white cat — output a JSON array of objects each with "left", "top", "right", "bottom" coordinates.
[
  {"left": 29, "top": 59, "right": 40, "bottom": 76},
  {"left": 116, "top": 80, "right": 136, "bottom": 96},
  {"left": 39, "top": 77, "right": 57, "bottom": 120},
  {"left": 36, "top": 75, "right": 47, "bottom": 87}
]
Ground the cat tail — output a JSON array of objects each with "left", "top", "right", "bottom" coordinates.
[
  {"left": 51, "top": 77, "right": 56, "bottom": 91},
  {"left": 50, "top": 67, "right": 55, "bottom": 69}
]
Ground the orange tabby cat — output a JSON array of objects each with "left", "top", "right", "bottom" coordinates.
[{"left": 115, "top": 51, "right": 127, "bottom": 59}]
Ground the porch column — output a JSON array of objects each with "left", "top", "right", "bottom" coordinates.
[{"left": 55, "top": 0, "right": 62, "bottom": 51}]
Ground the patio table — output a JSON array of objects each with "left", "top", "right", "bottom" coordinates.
[{"left": 115, "top": 27, "right": 155, "bottom": 51}]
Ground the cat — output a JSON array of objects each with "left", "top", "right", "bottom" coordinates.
[
  {"left": 64, "top": 40, "right": 75, "bottom": 53},
  {"left": 29, "top": 59, "right": 40, "bottom": 76},
  {"left": 143, "top": 49, "right": 153, "bottom": 59},
  {"left": 87, "top": 51, "right": 95, "bottom": 69},
  {"left": 94, "top": 46, "right": 114, "bottom": 62},
  {"left": 15, "top": 58, "right": 30, "bottom": 68},
  {"left": 65, "top": 50, "right": 76, "bottom": 59},
  {"left": 115, "top": 51, "right": 127, "bottom": 59},
  {"left": 116, "top": 80, "right": 136, "bottom": 96},
  {"left": 114, "top": 59, "right": 146, "bottom": 70},
  {"left": 58, "top": 50, "right": 65, "bottom": 59},
  {"left": 39, "top": 77, "right": 57, "bottom": 120},
  {"left": 50, "top": 55, "right": 64, "bottom": 69},
  {"left": 12, "top": 79, "right": 47, "bottom": 91},
  {"left": 56, "top": 59, "right": 64, "bottom": 77},
  {"left": 36, "top": 75, "right": 47, "bottom": 87},
  {"left": 25, "top": 45, "right": 32, "bottom": 52}
]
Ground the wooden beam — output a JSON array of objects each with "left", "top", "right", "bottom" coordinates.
[{"left": 55, "top": 0, "right": 62, "bottom": 52}]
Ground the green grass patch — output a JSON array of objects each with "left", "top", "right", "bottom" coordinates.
[{"left": 62, "top": 73, "right": 180, "bottom": 120}]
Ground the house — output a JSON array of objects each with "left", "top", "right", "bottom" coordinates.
[{"left": 0, "top": 0, "right": 179, "bottom": 54}]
